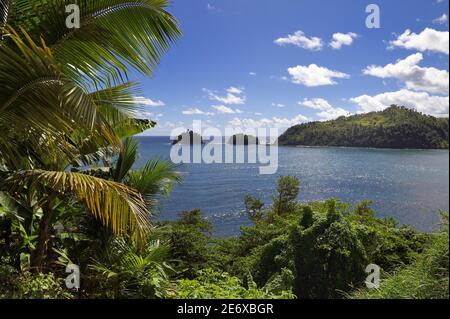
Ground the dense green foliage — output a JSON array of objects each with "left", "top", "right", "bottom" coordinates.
[
  {"left": 352, "top": 217, "right": 449, "bottom": 299},
  {"left": 169, "top": 269, "right": 295, "bottom": 299},
  {"left": 0, "top": 266, "right": 74, "bottom": 299},
  {"left": 278, "top": 106, "right": 449, "bottom": 149},
  {"left": 0, "top": 0, "right": 184, "bottom": 299}
]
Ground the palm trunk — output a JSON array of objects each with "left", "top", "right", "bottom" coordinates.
[{"left": 31, "top": 199, "right": 54, "bottom": 273}]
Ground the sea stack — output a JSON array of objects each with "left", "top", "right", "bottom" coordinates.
[
  {"left": 229, "top": 134, "right": 260, "bottom": 145},
  {"left": 172, "top": 130, "right": 205, "bottom": 145}
]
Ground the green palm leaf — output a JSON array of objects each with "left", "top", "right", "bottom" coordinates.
[
  {"left": 3, "top": 170, "right": 151, "bottom": 237},
  {"left": 114, "top": 137, "right": 139, "bottom": 182},
  {"left": 0, "top": 27, "right": 124, "bottom": 168},
  {"left": 8, "top": 0, "right": 182, "bottom": 88},
  {"left": 128, "top": 158, "right": 181, "bottom": 204}
]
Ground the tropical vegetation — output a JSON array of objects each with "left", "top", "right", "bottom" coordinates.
[
  {"left": 0, "top": 0, "right": 182, "bottom": 297},
  {"left": 278, "top": 106, "right": 449, "bottom": 149}
]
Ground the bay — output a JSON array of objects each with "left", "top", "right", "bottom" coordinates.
[{"left": 135, "top": 136, "right": 449, "bottom": 237}]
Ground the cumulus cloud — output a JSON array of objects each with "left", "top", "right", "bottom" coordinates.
[
  {"left": 433, "top": 13, "right": 448, "bottom": 24},
  {"left": 204, "top": 87, "right": 246, "bottom": 105},
  {"left": 133, "top": 96, "right": 165, "bottom": 107},
  {"left": 136, "top": 111, "right": 154, "bottom": 119},
  {"left": 135, "top": 110, "right": 165, "bottom": 120},
  {"left": 274, "top": 31, "right": 324, "bottom": 51},
  {"left": 228, "top": 114, "right": 310, "bottom": 129},
  {"left": 207, "top": 3, "right": 222, "bottom": 12},
  {"left": 300, "top": 98, "right": 333, "bottom": 110},
  {"left": 330, "top": 32, "right": 358, "bottom": 49},
  {"left": 287, "top": 64, "right": 350, "bottom": 87},
  {"left": 182, "top": 108, "right": 214, "bottom": 116},
  {"left": 300, "top": 98, "right": 351, "bottom": 120},
  {"left": 159, "top": 121, "right": 185, "bottom": 129},
  {"left": 389, "top": 28, "right": 449, "bottom": 55},
  {"left": 272, "top": 103, "right": 285, "bottom": 108},
  {"left": 212, "top": 105, "right": 243, "bottom": 114},
  {"left": 363, "top": 53, "right": 449, "bottom": 94},
  {"left": 227, "top": 87, "right": 243, "bottom": 94},
  {"left": 350, "top": 89, "right": 449, "bottom": 117}
]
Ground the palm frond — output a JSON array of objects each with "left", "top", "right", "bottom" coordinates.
[
  {"left": 89, "top": 82, "right": 156, "bottom": 137},
  {"left": 128, "top": 158, "right": 181, "bottom": 204},
  {"left": 0, "top": 0, "right": 11, "bottom": 35},
  {"left": 9, "top": 0, "right": 182, "bottom": 88},
  {"left": 90, "top": 237, "right": 171, "bottom": 277},
  {"left": 0, "top": 26, "right": 122, "bottom": 168},
  {"left": 113, "top": 137, "right": 139, "bottom": 182},
  {"left": 90, "top": 82, "right": 143, "bottom": 120},
  {"left": 3, "top": 170, "right": 152, "bottom": 237},
  {"left": 113, "top": 119, "right": 156, "bottom": 138}
]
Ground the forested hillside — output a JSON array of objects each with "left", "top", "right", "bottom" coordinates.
[{"left": 278, "top": 106, "right": 449, "bottom": 149}]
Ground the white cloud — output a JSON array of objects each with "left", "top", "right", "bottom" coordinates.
[
  {"left": 249, "top": 72, "right": 257, "bottom": 76},
  {"left": 207, "top": 3, "right": 222, "bottom": 12},
  {"left": 212, "top": 105, "right": 243, "bottom": 114},
  {"left": 182, "top": 108, "right": 214, "bottom": 116},
  {"left": 204, "top": 87, "right": 246, "bottom": 105},
  {"left": 227, "top": 86, "right": 243, "bottom": 94},
  {"left": 274, "top": 31, "right": 323, "bottom": 51},
  {"left": 433, "top": 13, "right": 448, "bottom": 24},
  {"left": 315, "top": 109, "right": 351, "bottom": 121},
  {"left": 350, "top": 89, "right": 449, "bottom": 117},
  {"left": 133, "top": 96, "right": 165, "bottom": 107},
  {"left": 228, "top": 114, "right": 310, "bottom": 129},
  {"left": 389, "top": 28, "right": 449, "bottom": 55},
  {"left": 137, "top": 111, "right": 154, "bottom": 119},
  {"left": 272, "top": 103, "right": 285, "bottom": 108},
  {"left": 300, "top": 98, "right": 351, "bottom": 120},
  {"left": 330, "top": 32, "right": 358, "bottom": 49},
  {"left": 159, "top": 121, "right": 185, "bottom": 129},
  {"left": 135, "top": 111, "right": 164, "bottom": 120},
  {"left": 300, "top": 98, "right": 333, "bottom": 110},
  {"left": 363, "top": 53, "right": 449, "bottom": 94},
  {"left": 287, "top": 64, "right": 350, "bottom": 87}
]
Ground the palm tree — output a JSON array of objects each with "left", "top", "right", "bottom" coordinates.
[
  {"left": 0, "top": 0, "right": 181, "bottom": 272},
  {"left": 89, "top": 237, "right": 175, "bottom": 298}
]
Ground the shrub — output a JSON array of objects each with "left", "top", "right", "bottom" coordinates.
[
  {"left": 291, "top": 205, "right": 367, "bottom": 299},
  {"left": 170, "top": 269, "right": 294, "bottom": 299},
  {"left": 352, "top": 225, "right": 449, "bottom": 299},
  {"left": 0, "top": 267, "right": 72, "bottom": 299}
]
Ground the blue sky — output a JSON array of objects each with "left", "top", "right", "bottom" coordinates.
[{"left": 135, "top": 0, "right": 449, "bottom": 136}]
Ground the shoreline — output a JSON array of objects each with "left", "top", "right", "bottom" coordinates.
[
  {"left": 281, "top": 144, "right": 450, "bottom": 151},
  {"left": 136, "top": 136, "right": 450, "bottom": 151}
]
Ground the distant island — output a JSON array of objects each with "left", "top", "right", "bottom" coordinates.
[
  {"left": 229, "top": 134, "right": 260, "bottom": 145},
  {"left": 172, "top": 130, "right": 205, "bottom": 145},
  {"left": 278, "top": 106, "right": 449, "bottom": 149}
]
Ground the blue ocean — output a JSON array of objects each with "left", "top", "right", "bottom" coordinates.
[{"left": 135, "top": 136, "right": 450, "bottom": 237}]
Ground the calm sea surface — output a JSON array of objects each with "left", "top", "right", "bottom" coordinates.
[{"left": 135, "top": 136, "right": 449, "bottom": 237}]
